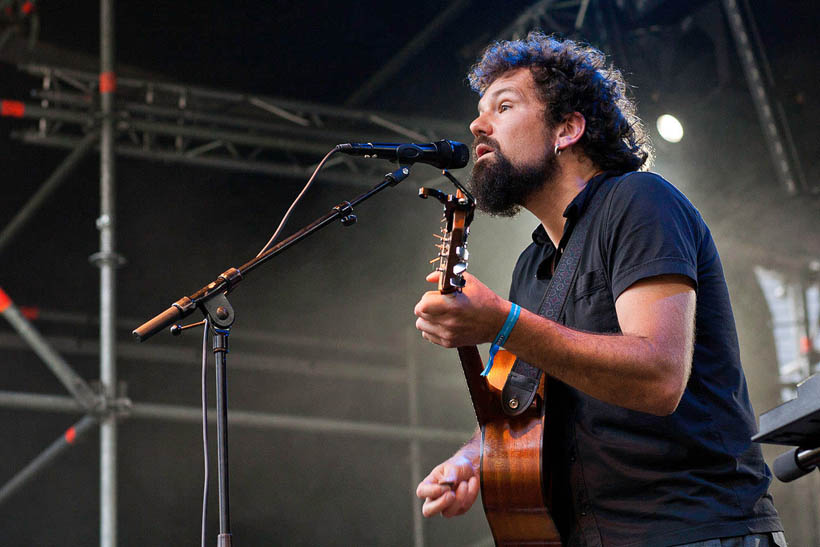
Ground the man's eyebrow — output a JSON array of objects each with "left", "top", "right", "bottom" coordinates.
[{"left": 477, "top": 86, "right": 524, "bottom": 112}]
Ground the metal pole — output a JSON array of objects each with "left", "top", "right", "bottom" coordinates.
[
  {"left": 0, "top": 415, "right": 98, "bottom": 505},
  {"left": 721, "top": 0, "right": 802, "bottom": 195},
  {"left": 0, "top": 391, "right": 472, "bottom": 442},
  {"left": 574, "top": 0, "right": 591, "bottom": 29},
  {"left": 0, "top": 288, "right": 98, "bottom": 408},
  {"left": 214, "top": 329, "right": 233, "bottom": 546},
  {"left": 98, "top": 1, "right": 118, "bottom": 545}
]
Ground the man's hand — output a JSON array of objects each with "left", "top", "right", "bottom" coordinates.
[
  {"left": 416, "top": 453, "right": 480, "bottom": 518},
  {"left": 414, "top": 271, "right": 509, "bottom": 348}
]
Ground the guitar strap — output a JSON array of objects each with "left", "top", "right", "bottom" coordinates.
[{"left": 501, "top": 176, "right": 617, "bottom": 416}]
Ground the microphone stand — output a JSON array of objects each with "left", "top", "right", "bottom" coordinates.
[{"left": 132, "top": 165, "right": 411, "bottom": 546}]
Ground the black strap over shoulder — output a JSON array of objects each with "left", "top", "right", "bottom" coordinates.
[{"left": 501, "top": 178, "right": 617, "bottom": 416}]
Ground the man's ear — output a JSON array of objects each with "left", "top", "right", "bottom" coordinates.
[{"left": 554, "top": 112, "right": 586, "bottom": 151}]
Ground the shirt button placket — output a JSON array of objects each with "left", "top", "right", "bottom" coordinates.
[{"left": 569, "top": 421, "right": 602, "bottom": 547}]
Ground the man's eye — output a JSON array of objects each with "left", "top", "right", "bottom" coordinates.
[{"left": 499, "top": 104, "right": 511, "bottom": 112}]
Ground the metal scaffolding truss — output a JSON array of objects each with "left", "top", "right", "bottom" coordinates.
[
  {"left": 0, "top": 0, "right": 40, "bottom": 52},
  {"left": 5, "top": 63, "right": 468, "bottom": 184},
  {"left": 721, "top": 0, "right": 809, "bottom": 196},
  {"left": 0, "top": 5, "right": 474, "bottom": 546},
  {"left": 498, "top": 0, "right": 592, "bottom": 39},
  {"left": 494, "top": 0, "right": 811, "bottom": 200},
  {"left": 0, "top": 289, "right": 473, "bottom": 546},
  {"left": 1, "top": 1, "right": 814, "bottom": 545},
  {"left": 1, "top": 10, "right": 477, "bottom": 545},
  {"left": 0, "top": 3, "right": 485, "bottom": 544}
]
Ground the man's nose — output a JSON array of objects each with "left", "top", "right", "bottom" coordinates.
[{"left": 469, "top": 113, "right": 491, "bottom": 137}]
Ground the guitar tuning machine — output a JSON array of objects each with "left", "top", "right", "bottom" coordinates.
[{"left": 418, "top": 187, "right": 450, "bottom": 204}]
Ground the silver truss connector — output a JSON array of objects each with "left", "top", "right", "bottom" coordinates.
[{"left": 88, "top": 251, "right": 126, "bottom": 268}]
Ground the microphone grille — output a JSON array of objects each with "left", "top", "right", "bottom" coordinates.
[
  {"left": 436, "top": 140, "right": 469, "bottom": 169},
  {"left": 451, "top": 141, "right": 470, "bottom": 168}
]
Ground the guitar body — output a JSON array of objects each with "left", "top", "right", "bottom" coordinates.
[
  {"left": 460, "top": 348, "right": 561, "bottom": 546},
  {"left": 420, "top": 186, "right": 560, "bottom": 545},
  {"left": 479, "top": 351, "right": 561, "bottom": 546}
]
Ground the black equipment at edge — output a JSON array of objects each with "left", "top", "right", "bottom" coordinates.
[
  {"left": 753, "top": 373, "right": 820, "bottom": 482},
  {"left": 772, "top": 445, "right": 820, "bottom": 482},
  {"left": 336, "top": 140, "right": 470, "bottom": 169}
]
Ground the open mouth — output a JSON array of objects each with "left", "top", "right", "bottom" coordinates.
[{"left": 475, "top": 143, "right": 494, "bottom": 160}]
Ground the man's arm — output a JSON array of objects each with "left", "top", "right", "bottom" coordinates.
[{"left": 415, "top": 272, "right": 695, "bottom": 416}]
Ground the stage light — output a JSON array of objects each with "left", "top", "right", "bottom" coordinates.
[{"left": 657, "top": 114, "right": 684, "bottom": 143}]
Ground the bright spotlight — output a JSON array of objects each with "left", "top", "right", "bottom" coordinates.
[{"left": 657, "top": 114, "right": 684, "bottom": 143}]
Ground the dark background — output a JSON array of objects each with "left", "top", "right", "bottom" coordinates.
[{"left": 1, "top": 1, "right": 818, "bottom": 545}]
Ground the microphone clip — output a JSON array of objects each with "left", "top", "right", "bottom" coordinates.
[{"left": 333, "top": 201, "right": 357, "bottom": 227}]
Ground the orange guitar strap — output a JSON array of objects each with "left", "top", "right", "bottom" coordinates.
[{"left": 501, "top": 176, "right": 618, "bottom": 416}]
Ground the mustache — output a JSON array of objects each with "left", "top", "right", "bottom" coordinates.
[{"left": 472, "top": 136, "right": 501, "bottom": 156}]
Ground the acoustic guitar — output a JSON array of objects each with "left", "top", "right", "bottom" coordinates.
[{"left": 420, "top": 185, "right": 561, "bottom": 546}]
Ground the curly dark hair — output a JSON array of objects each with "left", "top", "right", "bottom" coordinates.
[{"left": 468, "top": 32, "right": 653, "bottom": 172}]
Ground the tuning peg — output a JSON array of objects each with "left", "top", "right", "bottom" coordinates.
[{"left": 453, "top": 262, "right": 468, "bottom": 275}]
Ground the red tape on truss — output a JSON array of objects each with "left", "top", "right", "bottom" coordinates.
[
  {"left": 20, "top": 306, "right": 40, "bottom": 320},
  {"left": 0, "top": 287, "right": 12, "bottom": 313},
  {"left": 99, "top": 72, "right": 116, "bottom": 94},
  {"left": 800, "top": 336, "right": 812, "bottom": 355},
  {"left": 65, "top": 426, "right": 77, "bottom": 444},
  {"left": 1, "top": 100, "right": 25, "bottom": 118}
]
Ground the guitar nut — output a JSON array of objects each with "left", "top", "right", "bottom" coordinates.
[{"left": 508, "top": 397, "right": 519, "bottom": 409}]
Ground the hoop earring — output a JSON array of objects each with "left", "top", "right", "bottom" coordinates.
[{"left": 554, "top": 143, "right": 562, "bottom": 156}]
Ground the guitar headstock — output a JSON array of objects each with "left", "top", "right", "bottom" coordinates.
[{"left": 419, "top": 187, "right": 475, "bottom": 294}]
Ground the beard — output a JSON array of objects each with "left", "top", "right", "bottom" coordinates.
[{"left": 468, "top": 140, "right": 559, "bottom": 217}]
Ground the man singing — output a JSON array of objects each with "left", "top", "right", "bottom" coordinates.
[{"left": 414, "top": 32, "right": 785, "bottom": 546}]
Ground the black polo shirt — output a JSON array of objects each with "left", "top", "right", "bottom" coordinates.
[{"left": 508, "top": 171, "right": 782, "bottom": 546}]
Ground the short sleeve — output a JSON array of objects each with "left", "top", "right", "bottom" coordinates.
[{"left": 603, "top": 172, "right": 703, "bottom": 300}]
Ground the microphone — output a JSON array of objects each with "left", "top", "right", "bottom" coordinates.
[{"left": 335, "top": 140, "right": 470, "bottom": 169}]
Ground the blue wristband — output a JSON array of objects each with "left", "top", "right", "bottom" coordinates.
[{"left": 481, "top": 303, "right": 521, "bottom": 377}]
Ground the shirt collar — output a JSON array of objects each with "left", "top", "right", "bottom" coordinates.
[{"left": 530, "top": 171, "right": 614, "bottom": 246}]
